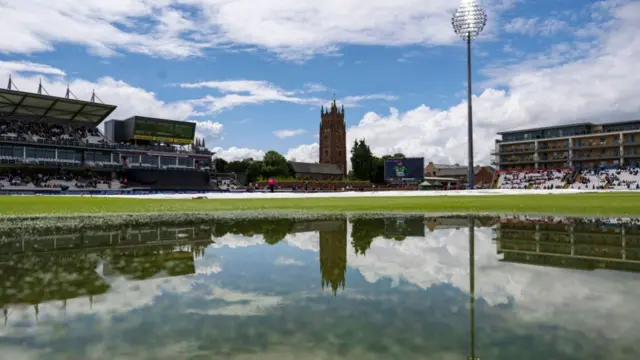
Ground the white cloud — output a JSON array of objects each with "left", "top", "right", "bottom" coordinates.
[
  {"left": 0, "top": 60, "right": 66, "bottom": 76},
  {"left": 182, "top": 80, "right": 390, "bottom": 114},
  {"left": 211, "top": 147, "right": 266, "bottom": 161},
  {"left": 280, "top": 0, "right": 640, "bottom": 166},
  {"left": 504, "top": 17, "right": 569, "bottom": 36},
  {"left": 0, "top": 0, "right": 517, "bottom": 61},
  {"left": 195, "top": 120, "right": 224, "bottom": 146},
  {"left": 273, "top": 129, "right": 306, "bottom": 139},
  {"left": 302, "top": 82, "right": 329, "bottom": 93},
  {"left": 285, "top": 143, "right": 319, "bottom": 163}
]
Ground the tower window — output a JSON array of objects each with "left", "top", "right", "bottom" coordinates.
[{"left": 338, "top": 151, "right": 342, "bottom": 156}]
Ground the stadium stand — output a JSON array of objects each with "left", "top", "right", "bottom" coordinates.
[
  {"left": 0, "top": 82, "right": 215, "bottom": 192},
  {"left": 495, "top": 167, "right": 640, "bottom": 190},
  {"left": 496, "top": 169, "right": 571, "bottom": 189}
]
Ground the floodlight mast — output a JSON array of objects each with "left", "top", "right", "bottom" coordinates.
[{"left": 452, "top": 0, "right": 487, "bottom": 189}]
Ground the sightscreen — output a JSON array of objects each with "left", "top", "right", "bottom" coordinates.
[
  {"left": 133, "top": 118, "right": 196, "bottom": 145},
  {"left": 384, "top": 157, "right": 424, "bottom": 182}
]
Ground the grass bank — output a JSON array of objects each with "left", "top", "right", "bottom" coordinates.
[{"left": 0, "top": 193, "right": 638, "bottom": 216}]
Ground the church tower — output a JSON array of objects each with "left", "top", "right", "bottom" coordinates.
[{"left": 319, "top": 97, "right": 347, "bottom": 176}]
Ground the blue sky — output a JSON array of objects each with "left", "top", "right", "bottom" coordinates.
[{"left": 0, "top": 0, "right": 638, "bottom": 164}]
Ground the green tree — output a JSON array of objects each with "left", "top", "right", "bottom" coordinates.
[
  {"left": 214, "top": 158, "right": 228, "bottom": 173},
  {"left": 350, "top": 139, "right": 375, "bottom": 181},
  {"left": 246, "top": 160, "right": 264, "bottom": 183},
  {"left": 262, "top": 150, "right": 290, "bottom": 178}
]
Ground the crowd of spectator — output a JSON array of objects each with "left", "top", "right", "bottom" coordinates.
[
  {"left": 570, "top": 167, "right": 640, "bottom": 190},
  {"left": 0, "top": 170, "right": 119, "bottom": 190},
  {"left": 0, "top": 116, "right": 202, "bottom": 154},
  {"left": 498, "top": 167, "right": 640, "bottom": 190},
  {"left": 497, "top": 169, "right": 570, "bottom": 190}
]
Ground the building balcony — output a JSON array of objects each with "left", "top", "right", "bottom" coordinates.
[
  {"left": 572, "top": 154, "right": 621, "bottom": 160},
  {"left": 537, "top": 145, "right": 570, "bottom": 152},
  {"left": 623, "top": 141, "right": 639, "bottom": 146},
  {"left": 495, "top": 159, "right": 537, "bottom": 165},
  {"left": 537, "top": 157, "right": 569, "bottom": 163},
  {"left": 492, "top": 148, "right": 536, "bottom": 155},
  {"left": 572, "top": 142, "right": 621, "bottom": 149}
]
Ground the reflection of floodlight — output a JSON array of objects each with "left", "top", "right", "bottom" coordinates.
[{"left": 451, "top": 0, "right": 487, "bottom": 189}]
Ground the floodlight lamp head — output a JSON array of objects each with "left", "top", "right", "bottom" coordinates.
[{"left": 452, "top": 0, "right": 487, "bottom": 41}]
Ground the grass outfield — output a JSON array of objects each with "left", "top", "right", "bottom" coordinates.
[{"left": 0, "top": 193, "right": 638, "bottom": 216}]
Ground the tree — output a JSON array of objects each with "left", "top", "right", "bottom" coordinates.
[
  {"left": 246, "top": 160, "right": 263, "bottom": 183},
  {"left": 214, "top": 158, "right": 228, "bottom": 173},
  {"left": 262, "top": 150, "right": 290, "bottom": 178},
  {"left": 350, "top": 139, "right": 375, "bottom": 181}
]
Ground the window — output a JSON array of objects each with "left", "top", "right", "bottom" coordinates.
[
  {"left": 141, "top": 155, "right": 157, "bottom": 165},
  {"left": 86, "top": 151, "right": 111, "bottom": 162},
  {"left": 161, "top": 157, "right": 176, "bottom": 166},
  {"left": 177, "top": 157, "right": 192, "bottom": 167}
]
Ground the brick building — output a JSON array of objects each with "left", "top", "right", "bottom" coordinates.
[{"left": 319, "top": 99, "right": 347, "bottom": 177}]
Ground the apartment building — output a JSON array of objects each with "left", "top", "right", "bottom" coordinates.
[{"left": 493, "top": 120, "right": 640, "bottom": 170}]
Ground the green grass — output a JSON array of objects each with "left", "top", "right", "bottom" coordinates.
[{"left": 0, "top": 193, "right": 638, "bottom": 216}]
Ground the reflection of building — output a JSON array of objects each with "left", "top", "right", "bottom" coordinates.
[
  {"left": 494, "top": 218, "right": 640, "bottom": 272},
  {"left": 424, "top": 216, "right": 498, "bottom": 232},
  {"left": 319, "top": 220, "right": 348, "bottom": 294},
  {"left": 0, "top": 222, "right": 213, "bottom": 324}
]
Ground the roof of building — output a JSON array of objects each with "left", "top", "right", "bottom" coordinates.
[
  {"left": 497, "top": 123, "right": 593, "bottom": 135},
  {"left": 289, "top": 162, "right": 343, "bottom": 175},
  {"left": 0, "top": 88, "right": 117, "bottom": 126},
  {"left": 497, "top": 120, "right": 640, "bottom": 135},
  {"left": 429, "top": 164, "right": 495, "bottom": 177}
]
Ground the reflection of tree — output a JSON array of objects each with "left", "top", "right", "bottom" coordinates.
[
  {"left": 212, "top": 219, "right": 295, "bottom": 245},
  {"left": 351, "top": 218, "right": 385, "bottom": 255},
  {"left": 319, "top": 220, "right": 348, "bottom": 294},
  {"left": 350, "top": 218, "right": 407, "bottom": 256},
  {"left": 0, "top": 254, "right": 110, "bottom": 310},
  {"left": 105, "top": 249, "right": 196, "bottom": 280}
]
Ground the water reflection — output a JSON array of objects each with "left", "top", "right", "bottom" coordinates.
[{"left": 1, "top": 215, "right": 640, "bottom": 359}]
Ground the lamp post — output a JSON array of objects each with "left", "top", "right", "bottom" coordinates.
[{"left": 452, "top": 0, "right": 487, "bottom": 190}]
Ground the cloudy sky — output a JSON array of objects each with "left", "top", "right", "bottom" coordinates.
[{"left": 0, "top": 0, "right": 638, "bottom": 164}]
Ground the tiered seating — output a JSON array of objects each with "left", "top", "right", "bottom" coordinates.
[
  {"left": 570, "top": 169, "right": 611, "bottom": 189},
  {"left": 0, "top": 171, "right": 122, "bottom": 190},
  {"left": 497, "top": 169, "right": 570, "bottom": 190},
  {"left": 71, "top": 125, "right": 107, "bottom": 144},
  {"left": 609, "top": 168, "right": 640, "bottom": 189}
]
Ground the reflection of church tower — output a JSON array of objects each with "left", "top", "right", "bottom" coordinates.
[
  {"left": 319, "top": 220, "right": 348, "bottom": 294},
  {"left": 320, "top": 97, "right": 347, "bottom": 176}
]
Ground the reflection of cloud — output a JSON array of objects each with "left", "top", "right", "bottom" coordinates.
[
  {"left": 196, "top": 264, "right": 222, "bottom": 275},
  {"left": 186, "top": 287, "right": 282, "bottom": 316},
  {"left": 281, "top": 223, "right": 640, "bottom": 339},
  {"left": 275, "top": 257, "right": 305, "bottom": 266},
  {"left": 210, "top": 234, "right": 264, "bottom": 248},
  {"left": 284, "top": 232, "right": 319, "bottom": 251}
]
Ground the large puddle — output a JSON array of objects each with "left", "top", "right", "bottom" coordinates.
[{"left": 1, "top": 214, "right": 639, "bottom": 359}]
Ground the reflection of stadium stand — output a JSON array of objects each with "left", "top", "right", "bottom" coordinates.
[
  {"left": 424, "top": 216, "right": 498, "bottom": 232},
  {"left": 494, "top": 218, "right": 640, "bottom": 272},
  {"left": 0, "top": 221, "right": 214, "bottom": 324}
]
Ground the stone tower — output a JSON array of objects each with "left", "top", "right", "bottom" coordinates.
[{"left": 319, "top": 97, "right": 347, "bottom": 176}]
